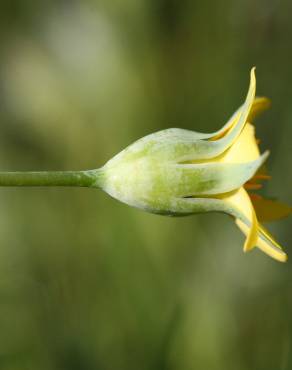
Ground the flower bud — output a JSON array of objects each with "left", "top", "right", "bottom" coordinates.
[
  {"left": 99, "top": 127, "right": 267, "bottom": 216},
  {"left": 95, "top": 68, "right": 290, "bottom": 262}
]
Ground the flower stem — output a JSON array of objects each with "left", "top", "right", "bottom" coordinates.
[{"left": 0, "top": 169, "right": 103, "bottom": 188}]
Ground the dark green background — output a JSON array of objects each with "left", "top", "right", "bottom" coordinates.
[{"left": 0, "top": 1, "right": 291, "bottom": 369}]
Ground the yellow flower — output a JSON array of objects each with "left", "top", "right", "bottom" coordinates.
[
  {"left": 100, "top": 68, "right": 291, "bottom": 262},
  {"left": 205, "top": 68, "right": 290, "bottom": 262}
]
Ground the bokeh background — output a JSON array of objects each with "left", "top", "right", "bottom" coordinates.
[{"left": 0, "top": 1, "right": 291, "bottom": 369}]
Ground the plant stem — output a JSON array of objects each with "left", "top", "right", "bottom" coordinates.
[{"left": 0, "top": 169, "right": 103, "bottom": 188}]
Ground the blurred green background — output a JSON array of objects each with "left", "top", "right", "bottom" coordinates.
[{"left": 0, "top": 1, "right": 291, "bottom": 369}]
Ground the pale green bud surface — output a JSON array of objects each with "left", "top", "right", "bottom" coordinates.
[{"left": 97, "top": 128, "right": 267, "bottom": 216}]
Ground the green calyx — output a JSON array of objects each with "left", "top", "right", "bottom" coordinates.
[{"left": 98, "top": 128, "right": 267, "bottom": 215}]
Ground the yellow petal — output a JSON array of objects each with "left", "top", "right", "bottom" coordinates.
[
  {"left": 187, "top": 69, "right": 257, "bottom": 161},
  {"left": 213, "top": 96, "right": 270, "bottom": 141},
  {"left": 211, "top": 68, "right": 256, "bottom": 142},
  {"left": 248, "top": 97, "right": 271, "bottom": 122},
  {"left": 217, "top": 122, "right": 261, "bottom": 164},
  {"left": 236, "top": 219, "right": 287, "bottom": 262},
  {"left": 251, "top": 197, "right": 292, "bottom": 223},
  {"left": 218, "top": 187, "right": 258, "bottom": 252}
]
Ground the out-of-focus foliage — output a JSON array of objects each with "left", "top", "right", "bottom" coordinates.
[{"left": 0, "top": 1, "right": 291, "bottom": 369}]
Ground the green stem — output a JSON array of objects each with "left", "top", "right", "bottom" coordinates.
[{"left": 0, "top": 169, "right": 103, "bottom": 188}]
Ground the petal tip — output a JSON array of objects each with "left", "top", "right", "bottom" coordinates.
[
  {"left": 257, "top": 96, "right": 271, "bottom": 108},
  {"left": 281, "top": 253, "right": 288, "bottom": 263},
  {"left": 261, "top": 150, "right": 270, "bottom": 163},
  {"left": 243, "top": 242, "right": 255, "bottom": 253},
  {"left": 273, "top": 250, "right": 288, "bottom": 263},
  {"left": 250, "top": 68, "right": 257, "bottom": 91}
]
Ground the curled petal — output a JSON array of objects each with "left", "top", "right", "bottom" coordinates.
[
  {"left": 228, "top": 189, "right": 288, "bottom": 261},
  {"left": 166, "top": 189, "right": 259, "bottom": 254},
  {"left": 170, "top": 188, "right": 287, "bottom": 261},
  {"left": 218, "top": 187, "right": 258, "bottom": 252},
  {"left": 236, "top": 220, "right": 287, "bottom": 262},
  {"left": 209, "top": 68, "right": 256, "bottom": 150},
  {"left": 192, "top": 96, "right": 270, "bottom": 141},
  {"left": 174, "top": 68, "right": 257, "bottom": 162},
  {"left": 112, "top": 69, "right": 258, "bottom": 165}
]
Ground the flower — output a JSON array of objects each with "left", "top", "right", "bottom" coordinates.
[{"left": 99, "top": 68, "right": 291, "bottom": 262}]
